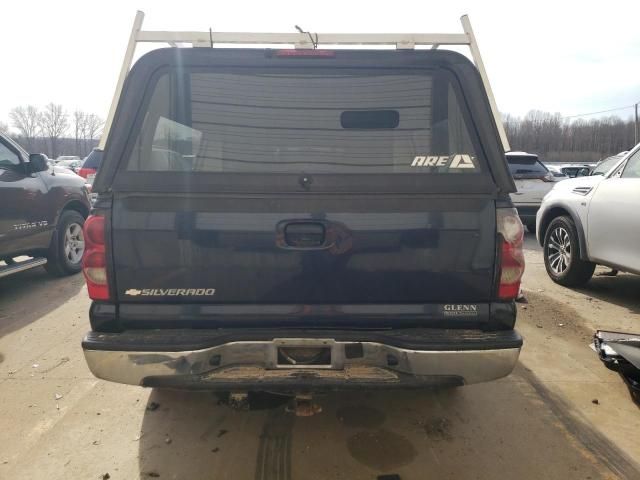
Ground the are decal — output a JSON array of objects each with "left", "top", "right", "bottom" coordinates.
[{"left": 411, "top": 154, "right": 477, "bottom": 170}]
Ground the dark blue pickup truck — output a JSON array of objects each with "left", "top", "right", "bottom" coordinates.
[
  {"left": 0, "top": 133, "right": 91, "bottom": 278},
  {"left": 81, "top": 47, "right": 524, "bottom": 392}
]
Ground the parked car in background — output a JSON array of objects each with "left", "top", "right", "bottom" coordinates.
[
  {"left": 545, "top": 165, "right": 569, "bottom": 179},
  {"left": 591, "top": 152, "right": 628, "bottom": 176},
  {"left": 506, "top": 152, "right": 563, "bottom": 231},
  {"left": 537, "top": 143, "right": 640, "bottom": 286},
  {"left": 56, "top": 159, "right": 82, "bottom": 173},
  {"left": 0, "top": 133, "right": 91, "bottom": 278},
  {"left": 53, "top": 164, "right": 79, "bottom": 175},
  {"left": 79, "top": 148, "right": 103, "bottom": 182},
  {"left": 555, "top": 163, "right": 594, "bottom": 178},
  {"left": 54, "top": 155, "right": 82, "bottom": 164},
  {"left": 48, "top": 158, "right": 76, "bottom": 175}
]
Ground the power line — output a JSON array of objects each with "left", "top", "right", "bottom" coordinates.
[{"left": 562, "top": 104, "right": 636, "bottom": 119}]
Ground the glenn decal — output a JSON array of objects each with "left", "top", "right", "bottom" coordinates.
[{"left": 443, "top": 304, "right": 479, "bottom": 317}]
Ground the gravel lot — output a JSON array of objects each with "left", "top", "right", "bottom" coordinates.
[{"left": 1, "top": 232, "right": 639, "bottom": 480}]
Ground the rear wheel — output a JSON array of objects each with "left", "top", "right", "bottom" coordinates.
[
  {"left": 45, "top": 210, "right": 86, "bottom": 276},
  {"left": 543, "top": 216, "right": 595, "bottom": 286}
]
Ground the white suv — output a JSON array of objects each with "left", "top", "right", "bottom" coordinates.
[
  {"left": 506, "top": 152, "right": 561, "bottom": 231},
  {"left": 536, "top": 143, "right": 640, "bottom": 286}
]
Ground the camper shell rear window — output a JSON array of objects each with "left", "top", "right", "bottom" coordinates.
[{"left": 126, "top": 68, "right": 482, "bottom": 175}]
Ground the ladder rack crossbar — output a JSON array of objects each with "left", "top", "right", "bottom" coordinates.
[
  {"left": 99, "top": 11, "right": 510, "bottom": 152},
  {"left": 135, "top": 31, "right": 471, "bottom": 47}
]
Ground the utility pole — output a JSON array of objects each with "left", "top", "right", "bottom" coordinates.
[{"left": 634, "top": 103, "right": 640, "bottom": 145}]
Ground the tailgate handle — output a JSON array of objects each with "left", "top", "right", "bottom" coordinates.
[{"left": 284, "top": 222, "right": 326, "bottom": 248}]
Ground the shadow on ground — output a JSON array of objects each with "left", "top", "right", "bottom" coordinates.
[
  {"left": 573, "top": 273, "right": 640, "bottom": 316},
  {"left": 0, "top": 267, "right": 84, "bottom": 338},
  {"left": 523, "top": 229, "right": 640, "bottom": 316},
  {"left": 137, "top": 371, "right": 637, "bottom": 480}
]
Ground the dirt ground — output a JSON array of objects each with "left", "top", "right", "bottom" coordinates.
[{"left": 1, "top": 232, "right": 639, "bottom": 480}]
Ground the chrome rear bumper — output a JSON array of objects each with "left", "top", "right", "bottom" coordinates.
[{"left": 83, "top": 331, "right": 521, "bottom": 389}]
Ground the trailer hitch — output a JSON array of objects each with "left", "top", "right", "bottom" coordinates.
[{"left": 287, "top": 394, "right": 322, "bottom": 417}]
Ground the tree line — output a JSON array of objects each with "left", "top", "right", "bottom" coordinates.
[
  {"left": 3, "top": 103, "right": 103, "bottom": 159},
  {"left": 503, "top": 110, "right": 637, "bottom": 163},
  {"left": 2, "top": 106, "right": 636, "bottom": 163}
]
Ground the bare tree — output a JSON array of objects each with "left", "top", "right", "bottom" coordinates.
[
  {"left": 504, "top": 110, "right": 636, "bottom": 162},
  {"left": 9, "top": 105, "right": 40, "bottom": 149},
  {"left": 73, "top": 110, "right": 88, "bottom": 156},
  {"left": 0, "top": 120, "right": 8, "bottom": 134},
  {"left": 39, "top": 103, "right": 69, "bottom": 159},
  {"left": 82, "top": 113, "right": 104, "bottom": 153},
  {"left": 84, "top": 114, "right": 103, "bottom": 141}
]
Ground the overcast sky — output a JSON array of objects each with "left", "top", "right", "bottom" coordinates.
[{"left": 2, "top": 0, "right": 639, "bottom": 128}]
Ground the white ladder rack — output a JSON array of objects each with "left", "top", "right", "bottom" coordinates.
[{"left": 99, "top": 11, "right": 510, "bottom": 152}]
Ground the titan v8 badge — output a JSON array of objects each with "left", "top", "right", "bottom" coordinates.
[{"left": 13, "top": 220, "right": 48, "bottom": 230}]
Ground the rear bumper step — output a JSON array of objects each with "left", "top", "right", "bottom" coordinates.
[{"left": 83, "top": 328, "right": 522, "bottom": 389}]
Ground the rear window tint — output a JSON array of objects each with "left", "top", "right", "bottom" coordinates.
[
  {"left": 126, "top": 70, "right": 482, "bottom": 175},
  {"left": 83, "top": 150, "right": 103, "bottom": 169},
  {"left": 507, "top": 156, "right": 547, "bottom": 177}
]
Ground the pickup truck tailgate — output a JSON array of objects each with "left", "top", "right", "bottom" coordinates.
[{"left": 111, "top": 194, "right": 496, "bottom": 305}]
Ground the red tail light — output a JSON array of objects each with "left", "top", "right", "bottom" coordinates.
[
  {"left": 497, "top": 208, "right": 525, "bottom": 300},
  {"left": 82, "top": 215, "right": 109, "bottom": 300},
  {"left": 78, "top": 167, "right": 96, "bottom": 179}
]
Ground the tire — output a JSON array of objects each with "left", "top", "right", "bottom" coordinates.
[
  {"left": 543, "top": 215, "right": 595, "bottom": 286},
  {"left": 45, "top": 210, "right": 86, "bottom": 276}
]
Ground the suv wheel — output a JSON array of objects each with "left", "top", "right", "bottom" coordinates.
[
  {"left": 45, "top": 210, "right": 86, "bottom": 276},
  {"left": 543, "top": 215, "right": 595, "bottom": 286}
]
